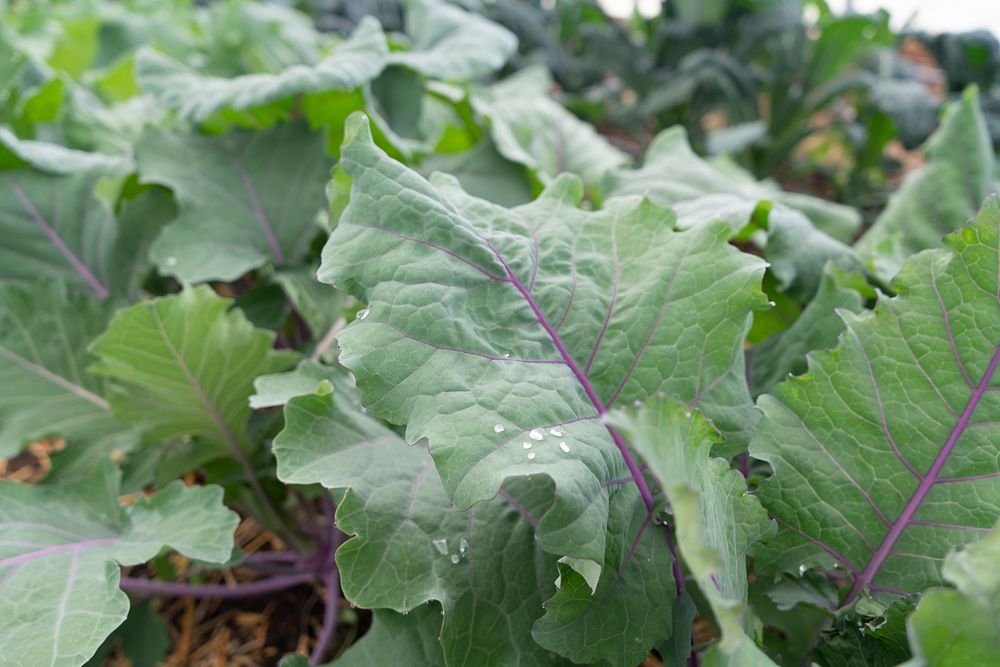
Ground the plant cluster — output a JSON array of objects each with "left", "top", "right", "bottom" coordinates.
[{"left": 0, "top": 0, "right": 998, "bottom": 666}]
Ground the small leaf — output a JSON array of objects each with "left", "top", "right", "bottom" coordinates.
[
  {"left": 0, "top": 462, "right": 238, "bottom": 666},
  {"left": 90, "top": 286, "right": 296, "bottom": 456}
]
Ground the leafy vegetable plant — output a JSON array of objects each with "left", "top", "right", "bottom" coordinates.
[{"left": 1, "top": 0, "right": 999, "bottom": 665}]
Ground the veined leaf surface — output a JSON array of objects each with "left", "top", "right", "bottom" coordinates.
[
  {"left": 752, "top": 197, "right": 1000, "bottom": 601},
  {"left": 0, "top": 463, "right": 237, "bottom": 667},
  {"left": 320, "top": 113, "right": 766, "bottom": 568}
]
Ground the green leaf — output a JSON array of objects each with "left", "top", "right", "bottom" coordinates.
[
  {"left": 531, "top": 487, "right": 676, "bottom": 666},
  {"left": 0, "top": 278, "right": 136, "bottom": 467},
  {"left": 274, "top": 386, "right": 581, "bottom": 666},
  {"left": 751, "top": 197, "right": 1000, "bottom": 601},
  {"left": 389, "top": 0, "right": 517, "bottom": 81},
  {"left": 0, "top": 127, "right": 132, "bottom": 175},
  {"left": 334, "top": 607, "right": 446, "bottom": 666},
  {"left": 136, "top": 122, "right": 332, "bottom": 283},
  {"left": 857, "top": 87, "right": 997, "bottom": 281},
  {"left": 608, "top": 397, "right": 776, "bottom": 664},
  {"left": 602, "top": 127, "right": 862, "bottom": 296},
  {"left": 0, "top": 462, "right": 238, "bottom": 667},
  {"left": 250, "top": 359, "right": 343, "bottom": 410},
  {"left": 89, "top": 286, "right": 296, "bottom": 457},
  {"left": 320, "top": 113, "right": 766, "bottom": 567},
  {"left": 134, "top": 17, "right": 388, "bottom": 125},
  {"left": 108, "top": 188, "right": 177, "bottom": 303},
  {"left": 903, "top": 523, "right": 1000, "bottom": 666},
  {"left": 475, "top": 67, "right": 629, "bottom": 191},
  {"left": 748, "top": 265, "right": 870, "bottom": 396},
  {"left": 0, "top": 169, "right": 115, "bottom": 299},
  {"left": 814, "top": 596, "right": 915, "bottom": 667}
]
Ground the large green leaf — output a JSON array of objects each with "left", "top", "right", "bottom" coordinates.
[
  {"left": 857, "top": 87, "right": 997, "bottom": 281},
  {"left": 609, "top": 397, "right": 776, "bottom": 665},
  {"left": 0, "top": 278, "right": 133, "bottom": 464},
  {"left": 389, "top": 0, "right": 517, "bottom": 81},
  {"left": 134, "top": 17, "right": 388, "bottom": 125},
  {"left": 0, "top": 463, "right": 238, "bottom": 667},
  {"left": 320, "top": 113, "right": 766, "bottom": 568},
  {"left": 903, "top": 523, "right": 1000, "bottom": 666},
  {"left": 603, "top": 127, "right": 862, "bottom": 296},
  {"left": 274, "top": 381, "right": 594, "bottom": 666},
  {"left": 751, "top": 197, "right": 1000, "bottom": 602},
  {"left": 89, "top": 286, "right": 295, "bottom": 457},
  {"left": 0, "top": 169, "right": 115, "bottom": 299},
  {"left": 474, "top": 67, "right": 629, "bottom": 191},
  {"left": 135, "top": 122, "right": 331, "bottom": 283}
]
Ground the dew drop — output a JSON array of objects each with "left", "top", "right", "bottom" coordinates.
[
  {"left": 356, "top": 308, "right": 370, "bottom": 320},
  {"left": 768, "top": 301, "right": 776, "bottom": 307},
  {"left": 798, "top": 564, "right": 807, "bottom": 575},
  {"left": 684, "top": 411, "right": 691, "bottom": 418},
  {"left": 493, "top": 424, "right": 505, "bottom": 433},
  {"left": 402, "top": 609, "right": 409, "bottom": 615},
  {"left": 502, "top": 352, "right": 511, "bottom": 358},
  {"left": 763, "top": 261, "right": 772, "bottom": 268},
  {"left": 529, "top": 428, "right": 544, "bottom": 441},
  {"left": 633, "top": 400, "right": 642, "bottom": 407},
  {"left": 522, "top": 442, "right": 532, "bottom": 449},
  {"left": 165, "top": 256, "right": 178, "bottom": 267},
  {"left": 559, "top": 442, "right": 570, "bottom": 453},
  {"left": 459, "top": 538, "right": 469, "bottom": 557},
  {"left": 527, "top": 452, "right": 536, "bottom": 460},
  {"left": 432, "top": 538, "right": 448, "bottom": 555},
  {"left": 549, "top": 426, "right": 564, "bottom": 437},
  {"left": 450, "top": 554, "right": 460, "bottom": 564}
]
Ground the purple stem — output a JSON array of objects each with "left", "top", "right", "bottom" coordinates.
[
  {"left": 310, "top": 561, "right": 341, "bottom": 664},
  {"left": 233, "top": 157, "right": 284, "bottom": 264},
  {"left": 120, "top": 572, "right": 314, "bottom": 599},
  {"left": 738, "top": 452, "right": 750, "bottom": 479},
  {"left": 844, "top": 344, "right": 1000, "bottom": 604}
]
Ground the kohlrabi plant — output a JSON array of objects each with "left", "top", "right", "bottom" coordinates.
[{"left": 0, "top": 1, "right": 998, "bottom": 666}]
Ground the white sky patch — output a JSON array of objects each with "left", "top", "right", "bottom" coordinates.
[{"left": 600, "top": 0, "right": 1000, "bottom": 34}]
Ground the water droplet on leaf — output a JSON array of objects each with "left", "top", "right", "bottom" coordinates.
[
  {"left": 459, "top": 538, "right": 469, "bottom": 556},
  {"left": 522, "top": 442, "right": 532, "bottom": 449},
  {"left": 527, "top": 452, "right": 536, "bottom": 460},
  {"left": 549, "top": 426, "right": 564, "bottom": 437},
  {"left": 450, "top": 554, "right": 460, "bottom": 564},
  {"left": 493, "top": 424, "right": 505, "bottom": 433},
  {"left": 356, "top": 308, "right": 370, "bottom": 320},
  {"left": 432, "top": 538, "right": 448, "bottom": 555},
  {"left": 529, "top": 429, "right": 544, "bottom": 441},
  {"left": 559, "top": 442, "right": 570, "bottom": 453},
  {"left": 165, "top": 256, "right": 178, "bottom": 267}
]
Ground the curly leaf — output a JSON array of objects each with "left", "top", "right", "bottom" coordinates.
[
  {"left": 752, "top": 197, "right": 1000, "bottom": 602},
  {"left": 0, "top": 463, "right": 238, "bottom": 667}
]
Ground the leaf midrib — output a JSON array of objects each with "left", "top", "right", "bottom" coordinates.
[{"left": 847, "top": 343, "right": 1000, "bottom": 602}]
